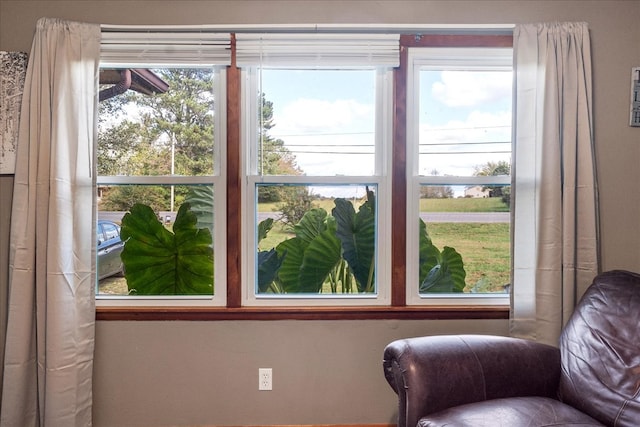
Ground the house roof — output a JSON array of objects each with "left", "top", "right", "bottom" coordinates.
[{"left": 98, "top": 68, "right": 169, "bottom": 101}]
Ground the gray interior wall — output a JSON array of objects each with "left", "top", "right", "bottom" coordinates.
[
  {"left": 1, "top": 1, "right": 638, "bottom": 426},
  {"left": 94, "top": 319, "right": 508, "bottom": 426}
]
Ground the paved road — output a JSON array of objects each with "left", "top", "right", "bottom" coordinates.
[
  {"left": 99, "top": 211, "right": 177, "bottom": 224},
  {"left": 100, "top": 211, "right": 509, "bottom": 224}
]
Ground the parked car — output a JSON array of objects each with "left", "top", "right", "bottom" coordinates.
[{"left": 97, "top": 220, "right": 124, "bottom": 280}]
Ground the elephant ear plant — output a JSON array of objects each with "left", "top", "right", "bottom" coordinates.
[
  {"left": 120, "top": 203, "right": 213, "bottom": 295},
  {"left": 256, "top": 189, "right": 467, "bottom": 295},
  {"left": 184, "top": 185, "right": 214, "bottom": 237},
  {"left": 418, "top": 218, "right": 466, "bottom": 293},
  {"left": 332, "top": 190, "right": 376, "bottom": 293},
  {"left": 256, "top": 218, "right": 285, "bottom": 293},
  {"left": 257, "top": 189, "right": 377, "bottom": 294}
]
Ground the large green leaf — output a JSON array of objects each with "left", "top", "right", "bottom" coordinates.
[
  {"left": 419, "top": 247, "right": 466, "bottom": 293},
  {"left": 258, "top": 218, "right": 274, "bottom": 243},
  {"left": 256, "top": 218, "right": 282, "bottom": 293},
  {"left": 333, "top": 193, "right": 376, "bottom": 293},
  {"left": 184, "top": 186, "right": 214, "bottom": 236},
  {"left": 275, "top": 237, "right": 308, "bottom": 293},
  {"left": 120, "top": 203, "right": 213, "bottom": 295},
  {"left": 274, "top": 209, "right": 341, "bottom": 293},
  {"left": 418, "top": 219, "right": 466, "bottom": 293},
  {"left": 418, "top": 219, "right": 440, "bottom": 284},
  {"left": 293, "top": 208, "right": 330, "bottom": 244},
  {"left": 297, "top": 229, "right": 342, "bottom": 293},
  {"left": 257, "top": 248, "right": 284, "bottom": 293}
]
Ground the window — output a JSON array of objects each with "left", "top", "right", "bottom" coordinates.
[
  {"left": 237, "top": 34, "right": 396, "bottom": 306},
  {"left": 95, "top": 29, "right": 514, "bottom": 318},
  {"left": 96, "top": 31, "right": 230, "bottom": 306},
  {"left": 406, "top": 46, "right": 513, "bottom": 305}
]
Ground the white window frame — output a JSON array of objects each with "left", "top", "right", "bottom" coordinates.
[
  {"left": 240, "top": 64, "right": 393, "bottom": 307},
  {"left": 406, "top": 47, "right": 513, "bottom": 306},
  {"left": 96, "top": 31, "right": 230, "bottom": 307}
]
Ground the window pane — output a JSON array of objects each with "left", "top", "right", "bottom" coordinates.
[
  {"left": 98, "top": 68, "right": 216, "bottom": 177},
  {"left": 418, "top": 70, "right": 512, "bottom": 177},
  {"left": 256, "top": 184, "right": 377, "bottom": 295},
  {"left": 96, "top": 184, "right": 214, "bottom": 296},
  {"left": 418, "top": 185, "right": 510, "bottom": 294},
  {"left": 257, "top": 69, "right": 376, "bottom": 176}
]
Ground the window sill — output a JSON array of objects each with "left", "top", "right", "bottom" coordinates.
[{"left": 95, "top": 305, "right": 509, "bottom": 321}]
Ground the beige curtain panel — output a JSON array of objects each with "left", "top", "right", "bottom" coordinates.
[
  {"left": 511, "top": 22, "right": 600, "bottom": 346},
  {"left": 1, "top": 18, "right": 100, "bottom": 427}
]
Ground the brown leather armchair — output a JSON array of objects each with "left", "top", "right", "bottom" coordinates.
[{"left": 383, "top": 270, "right": 640, "bottom": 427}]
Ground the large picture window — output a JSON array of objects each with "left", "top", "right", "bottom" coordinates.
[{"left": 94, "top": 29, "right": 515, "bottom": 317}]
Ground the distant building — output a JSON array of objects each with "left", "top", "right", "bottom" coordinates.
[{"left": 464, "top": 185, "right": 491, "bottom": 198}]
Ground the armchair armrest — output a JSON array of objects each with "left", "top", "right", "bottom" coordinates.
[{"left": 383, "top": 334, "right": 560, "bottom": 427}]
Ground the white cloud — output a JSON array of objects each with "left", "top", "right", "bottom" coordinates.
[
  {"left": 421, "top": 110, "right": 511, "bottom": 141},
  {"left": 277, "top": 98, "right": 373, "bottom": 132},
  {"left": 269, "top": 97, "right": 376, "bottom": 178},
  {"left": 432, "top": 71, "right": 512, "bottom": 107},
  {"left": 419, "top": 110, "right": 512, "bottom": 176}
]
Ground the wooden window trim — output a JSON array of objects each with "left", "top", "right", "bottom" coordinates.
[
  {"left": 96, "top": 33, "right": 513, "bottom": 322},
  {"left": 227, "top": 34, "right": 242, "bottom": 308},
  {"left": 96, "top": 305, "right": 509, "bottom": 321}
]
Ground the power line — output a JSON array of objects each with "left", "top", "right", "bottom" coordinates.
[
  {"left": 273, "top": 143, "right": 374, "bottom": 147},
  {"left": 269, "top": 150, "right": 374, "bottom": 155},
  {"left": 419, "top": 140, "right": 511, "bottom": 146},
  {"left": 419, "top": 150, "right": 511, "bottom": 155},
  {"left": 269, "top": 131, "right": 374, "bottom": 137},
  {"left": 423, "top": 125, "right": 511, "bottom": 131}
]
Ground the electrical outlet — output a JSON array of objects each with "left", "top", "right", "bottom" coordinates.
[{"left": 258, "top": 368, "right": 272, "bottom": 391}]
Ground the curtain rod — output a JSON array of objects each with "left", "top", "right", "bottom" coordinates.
[{"left": 100, "top": 23, "right": 514, "bottom": 34}]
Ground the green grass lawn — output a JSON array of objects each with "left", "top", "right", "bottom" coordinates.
[
  {"left": 421, "top": 198, "right": 510, "bottom": 292},
  {"left": 261, "top": 196, "right": 509, "bottom": 213},
  {"left": 258, "top": 198, "right": 352, "bottom": 213},
  {"left": 426, "top": 223, "right": 510, "bottom": 292},
  {"left": 421, "top": 196, "right": 510, "bottom": 212}
]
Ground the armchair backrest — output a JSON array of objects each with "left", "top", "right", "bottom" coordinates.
[{"left": 559, "top": 270, "right": 640, "bottom": 427}]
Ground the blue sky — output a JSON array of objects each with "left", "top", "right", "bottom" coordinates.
[
  {"left": 261, "top": 68, "right": 512, "bottom": 180},
  {"left": 418, "top": 70, "right": 512, "bottom": 177},
  {"left": 261, "top": 69, "right": 377, "bottom": 177}
]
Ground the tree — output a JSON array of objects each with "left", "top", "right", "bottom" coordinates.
[
  {"left": 98, "top": 69, "right": 214, "bottom": 212},
  {"left": 100, "top": 185, "right": 169, "bottom": 213},
  {"left": 98, "top": 72, "right": 302, "bottom": 209},
  {"left": 276, "top": 186, "right": 316, "bottom": 228},
  {"left": 420, "top": 169, "right": 454, "bottom": 199},
  {"left": 473, "top": 160, "right": 511, "bottom": 205},
  {"left": 99, "top": 69, "right": 215, "bottom": 213},
  {"left": 474, "top": 160, "right": 510, "bottom": 177},
  {"left": 257, "top": 94, "right": 303, "bottom": 203},
  {"left": 127, "top": 68, "right": 216, "bottom": 176}
]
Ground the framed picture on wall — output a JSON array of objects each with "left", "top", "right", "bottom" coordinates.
[
  {"left": 0, "top": 51, "right": 28, "bottom": 174},
  {"left": 631, "top": 67, "right": 640, "bottom": 127}
]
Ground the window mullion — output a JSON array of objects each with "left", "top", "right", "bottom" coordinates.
[{"left": 226, "top": 35, "right": 242, "bottom": 308}]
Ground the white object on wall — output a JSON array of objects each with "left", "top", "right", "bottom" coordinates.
[{"left": 631, "top": 67, "right": 640, "bottom": 127}]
